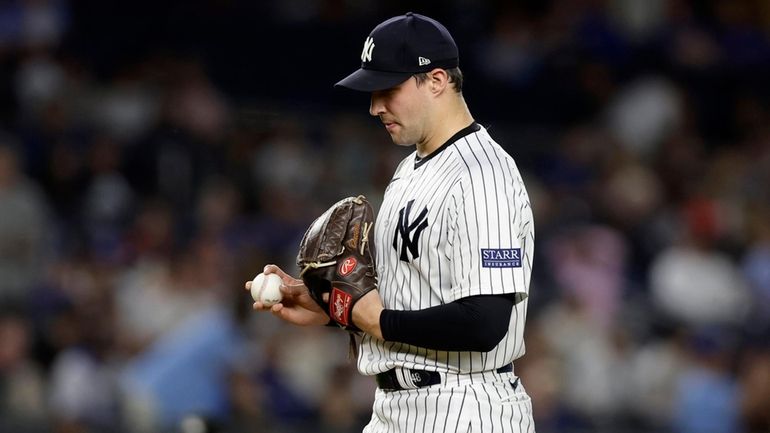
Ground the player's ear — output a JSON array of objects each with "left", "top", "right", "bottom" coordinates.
[{"left": 428, "top": 68, "right": 449, "bottom": 95}]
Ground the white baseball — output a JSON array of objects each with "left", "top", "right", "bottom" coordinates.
[{"left": 251, "top": 273, "right": 283, "bottom": 306}]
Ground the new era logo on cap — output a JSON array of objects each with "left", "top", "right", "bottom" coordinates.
[{"left": 335, "top": 12, "right": 459, "bottom": 92}]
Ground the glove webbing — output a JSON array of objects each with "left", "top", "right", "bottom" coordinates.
[
  {"left": 299, "top": 220, "right": 370, "bottom": 278},
  {"left": 299, "top": 260, "right": 337, "bottom": 278},
  {"left": 359, "top": 222, "right": 372, "bottom": 255}
]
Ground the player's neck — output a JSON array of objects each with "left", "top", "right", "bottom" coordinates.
[{"left": 416, "top": 98, "right": 474, "bottom": 158}]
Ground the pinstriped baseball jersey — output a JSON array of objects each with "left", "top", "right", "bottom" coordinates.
[
  {"left": 366, "top": 377, "right": 535, "bottom": 433},
  {"left": 358, "top": 123, "right": 535, "bottom": 376}
]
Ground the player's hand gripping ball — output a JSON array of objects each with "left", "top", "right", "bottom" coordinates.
[{"left": 251, "top": 273, "right": 283, "bottom": 306}]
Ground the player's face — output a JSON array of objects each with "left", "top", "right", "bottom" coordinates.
[{"left": 369, "top": 77, "right": 430, "bottom": 147}]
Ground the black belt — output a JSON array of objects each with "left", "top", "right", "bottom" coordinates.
[{"left": 376, "top": 364, "right": 513, "bottom": 392}]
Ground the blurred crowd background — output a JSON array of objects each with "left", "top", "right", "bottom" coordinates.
[{"left": 1, "top": 0, "right": 770, "bottom": 432}]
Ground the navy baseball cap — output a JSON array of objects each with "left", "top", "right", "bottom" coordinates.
[{"left": 335, "top": 12, "right": 459, "bottom": 92}]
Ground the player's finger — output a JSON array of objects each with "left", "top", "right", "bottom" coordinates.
[
  {"left": 264, "top": 264, "right": 305, "bottom": 289},
  {"left": 322, "top": 293, "right": 329, "bottom": 302},
  {"left": 253, "top": 301, "right": 274, "bottom": 311},
  {"left": 270, "top": 303, "right": 303, "bottom": 323},
  {"left": 281, "top": 281, "right": 308, "bottom": 296},
  {"left": 270, "top": 304, "right": 290, "bottom": 319},
  {"left": 245, "top": 281, "right": 252, "bottom": 291},
  {"left": 263, "top": 264, "right": 286, "bottom": 278}
]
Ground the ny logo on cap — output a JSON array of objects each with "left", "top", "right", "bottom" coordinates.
[{"left": 361, "top": 37, "right": 375, "bottom": 62}]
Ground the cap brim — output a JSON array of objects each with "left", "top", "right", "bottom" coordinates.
[{"left": 335, "top": 68, "right": 412, "bottom": 92}]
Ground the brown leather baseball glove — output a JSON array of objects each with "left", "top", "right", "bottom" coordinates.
[{"left": 297, "top": 195, "right": 377, "bottom": 331}]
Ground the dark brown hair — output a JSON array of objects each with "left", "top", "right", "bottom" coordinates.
[{"left": 413, "top": 67, "right": 463, "bottom": 93}]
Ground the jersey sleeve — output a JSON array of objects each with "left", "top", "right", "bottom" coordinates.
[{"left": 445, "top": 158, "right": 533, "bottom": 303}]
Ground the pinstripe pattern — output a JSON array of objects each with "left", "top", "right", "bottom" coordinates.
[
  {"left": 360, "top": 125, "right": 535, "bottom": 432},
  {"left": 364, "top": 374, "right": 535, "bottom": 433},
  {"left": 359, "top": 125, "right": 534, "bottom": 375}
]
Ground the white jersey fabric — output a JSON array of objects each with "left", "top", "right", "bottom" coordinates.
[{"left": 358, "top": 123, "right": 535, "bottom": 377}]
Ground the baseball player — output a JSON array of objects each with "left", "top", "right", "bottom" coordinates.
[{"left": 248, "top": 12, "right": 535, "bottom": 433}]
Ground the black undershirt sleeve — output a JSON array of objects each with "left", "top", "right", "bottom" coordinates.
[{"left": 379, "top": 294, "right": 516, "bottom": 352}]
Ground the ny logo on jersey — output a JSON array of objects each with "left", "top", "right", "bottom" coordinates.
[
  {"left": 361, "top": 37, "right": 375, "bottom": 62},
  {"left": 393, "top": 200, "right": 429, "bottom": 262}
]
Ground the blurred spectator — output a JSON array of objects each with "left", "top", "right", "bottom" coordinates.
[
  {"left": 81, "top": 135, "right": 134, "bottom": 262},
  {"left": 121, "top": 304, "right": 242, "bottom": 433},
  {"left": 741, "top": 205, "right": 770, "bottom": 333},
  {"left": 317, "top": 365, "right": 376, "bottom": 433},
  {"left": 0, "top": 310, "right": 47, "bottom": 432},
  {"left": 609, "top": 0, "right": 666, "bottom": 43},
  {"left": 250, "top": 117, "right": 321, "bottom": 201},
  {"left": 514, "top": 323, "right": 564, "bottom": 432},
  {"left": 14, "top": 52, "right": 67, "bottom": 118},
  {"left": 546, "top": 225, "right": 628, "bottom": 329},
  {"left": 474, "top": 9, "right": 542, "bottom": 88},
  {"left": 0, "top": 0, "right": 70, "bottom": 50},
  {"left": 48, "top": 282, "right": 121, "bottom": 433},
  {"left": 536, "top": 295, "right": 635, "bottom": 430},
  {"left": 627, "top": 331, "right": 686, "bottom": 429},
  {"left": 606, "top": 76, "right": 683, "bottom": 157},
  {"left": 115, "top": 251, "right": 213, "bottom": 351},
  {"left": 660, "top": 0, "right": 722, "bottom": 72},
  {"left": 165, "top": 60, "right": 230, "bottom": 144},
  {"left": 0, "top": 139, "right": 50, "bottom": 307},
  {"left": 672, "top": 328, "right": 744, "bottom": 433},
  {"left": 649, "top": 238, "right": 750, "bottom": 327},
  {"left": 599, "top": 156, "right": 664, "bottom": 230},
  {"left": 88, "top": 76, "right": 160, "bottom": 142},
  {"left": 739, "top": 347, "right": 770, "bottom": 433},
  {"left": 122, "top": 200, "right": 175, "bottom": 262},
  {"left": 715, "top": 1, "right": 770, "bottom": 69}
]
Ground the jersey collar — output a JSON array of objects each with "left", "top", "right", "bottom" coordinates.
[{"left": 414, "top": 122, "right": 481, "bottom": 169}]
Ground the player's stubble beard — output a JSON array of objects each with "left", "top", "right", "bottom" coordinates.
[
  {"left": 387, "top": 124, "right": 413, "bottom": 147},
  {"left": 379, "top": 88, "right": 431, "bottom": 148},
  {"left": 382, "top": 115, "right": 428, "bottom": 148}
]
